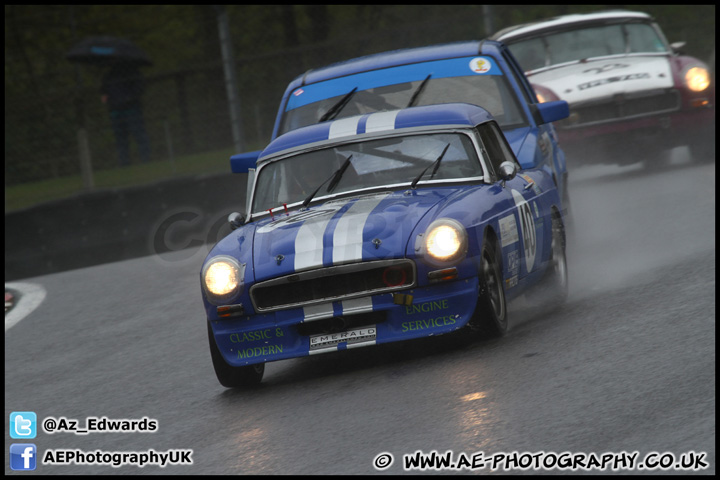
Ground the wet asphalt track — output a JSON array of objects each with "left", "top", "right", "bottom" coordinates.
[{"left": 4, "top": 148, "right": 715, "bottom": 475}]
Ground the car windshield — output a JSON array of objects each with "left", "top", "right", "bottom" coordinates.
[
  {"left": 278, "top": 56, "right": 528, "bottom": 136},
  {"left": 252, "top": 131, "right": 483, "bottom": 214},
  {"left": 507, "top": 22, "right": 669, "bottom": 71}
]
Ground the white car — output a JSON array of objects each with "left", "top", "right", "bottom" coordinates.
[{"left": 493, "top": 10, "right": 715, "bottom": 164}]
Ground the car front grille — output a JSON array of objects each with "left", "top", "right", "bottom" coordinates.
[
  {"left": 560, "top": 89, "right": 680, "bottom": 128},
  {"left": 250, "top": 259, "right": 416, "bottom": 312}
]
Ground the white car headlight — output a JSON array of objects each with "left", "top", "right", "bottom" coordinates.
[
  {"left": 685, "top": 66, "right": 710, "bottom": 92},
  {"left": 424, "top": 218, "right": 467, "bottom": 264},
  {"left": 203, "top": 256, "right": 244, "bottom": 302}
]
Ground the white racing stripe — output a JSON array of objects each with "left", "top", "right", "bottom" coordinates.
[
  {"left": 308, "top": 340, "right": 377, "bottom": 355},
  {"left": 294, "top": 206, "right": 346, "bottom": 271},
  {"left": 365, "top": 110, "right": 399, "bottom": 133},
  {"left": 329, "top": 117, "right": 361, "bottom": 139},
  {"left": 309, "top": 346, "right": 338, "bottom": 356},
  {"left": 294, "top": 192, "right": 389, "bottom": 271},
  {"left": 303, "top": 303, "right": 335, "bottom": 322},
  {"left": 341, "top": 297, "right": 374, "bottom": 315},
  {"left": 346, "top": 340, "right": 376, "bottom": 349},
  {"left": 332, "top": 193, "right": 389, "bottom": 265}
]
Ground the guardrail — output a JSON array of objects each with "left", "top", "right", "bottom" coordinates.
[{"left": 5, "top": 172, "right": 248, "bottom": 281}]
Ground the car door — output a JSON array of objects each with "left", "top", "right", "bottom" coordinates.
[{"left": 477, "top": 121, "right": 546, "bottom": 285}]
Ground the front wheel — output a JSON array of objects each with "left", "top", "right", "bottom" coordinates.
[
  {"left": 471, "top": 239, "right": 508, "bottom": 337},
  {"left": 546, "top": 211, "right": 569, "bottom": 305},
  {"left": 208, "top": 322, "right": 265, "bottom": 388}
]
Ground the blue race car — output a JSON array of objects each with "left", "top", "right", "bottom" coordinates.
[
  {"left": 233, "top": 40, "right": 572, "bottom": 216},
  {"left": 203, "top": 103, "right": 569, "bottom": 387}
]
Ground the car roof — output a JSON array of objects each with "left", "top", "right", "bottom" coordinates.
[
  {"left": 259, "top": 103, "right": 494, "bottom": 161},
  {"left": 492, "top": 10, "right": 652, "bottom": 42},
  {"left": 288, "top": 40, "right": 502, "bottom": 89}
]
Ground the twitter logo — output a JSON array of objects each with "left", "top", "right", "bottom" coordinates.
[{"left": 10, "top": 412, "right": 37, "bottom": 439}]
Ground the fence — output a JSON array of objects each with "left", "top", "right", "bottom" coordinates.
[{"left": 5, "top": 5, "right": 715, "bottom": 189}]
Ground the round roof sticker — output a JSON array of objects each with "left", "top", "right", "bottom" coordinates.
[{"left": 469, "top": 57, "right": 492, "bottom": 74}]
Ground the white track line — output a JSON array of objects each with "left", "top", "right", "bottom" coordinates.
[{"left": 5, "top": 282, "right": 47, "bottom": 331}]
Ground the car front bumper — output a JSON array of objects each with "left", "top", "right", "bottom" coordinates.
[
  {"left": 558, "top": 106, "right": 715, "bottom": 147},
  {"left": 210, "top": 276, "right": 480, "bottom": 367}
]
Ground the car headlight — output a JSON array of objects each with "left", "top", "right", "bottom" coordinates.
[
  {"left": 424, "top": 218, "right": 467, "bottom": 264},
  {"left": 685, "top": 66, "right": 710, "bottom": 92},
  {"left": 203, "top": 256, "right": 244, "bottom": 303}
]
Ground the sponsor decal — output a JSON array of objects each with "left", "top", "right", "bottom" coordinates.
[
  {"left": 404, "top": 299, "right": 450, "bottom": 315},
  {"left": 293, "top": 88, "right": 304, "bottom": 96},
  {"left": 401, "top": 299, "right": 456, "bottom": 333},
  {"left": 507, "top": 250, "right": 520, "bottom": 277},
  {"left": 229, "top": 328, "right": 285, "bottom": 344},
  {"left": 578, "top": 73, "right": 650, "bottom": 91},
  {"left": 583, "top": 63, "right": 629, "bottom": 75},
  {"left": 499, "top": 215, "right": 519, "bottom": 248},
  {"left": 520, "top": 174, "right": 542, "bottom": 195},
  {"left": 401, "top": 315, "right": 457, "bottom": 332},
  {"left": 512, "top": 189, "right": 537, "bottom": 273},
  {"left": 237, "top": 344, "right": 284, "bottom": 359},
  {"left": 505, "top": 275, "right": 518, "bottom": 288},
  {"left": 469, "top": 57, "right": 492, "bottom": 74},
  {"left": 310, "top": 326, "right": 377, "bottom": 350}
]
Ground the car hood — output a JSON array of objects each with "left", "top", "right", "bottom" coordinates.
[
  {"left": 250, "top": 189, "right": 452, "bottom": 282},
  {"left": 528, "top": 55, "right": 673, "bottom": 105}
]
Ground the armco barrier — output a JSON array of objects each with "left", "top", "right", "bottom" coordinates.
[{"left": 5, "top": 172, "right": 248, "bottom": 281}]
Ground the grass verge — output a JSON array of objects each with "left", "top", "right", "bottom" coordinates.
[{"left": 5, "top": 147, "right": 239, "bottom": 213}]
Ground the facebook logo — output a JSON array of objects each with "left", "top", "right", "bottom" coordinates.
[
  {"left": 10, "top": 411, "right": 37, "bottom": 439},
  {"left": 10, "top": 444, "right": 37, "bottom": 471}
]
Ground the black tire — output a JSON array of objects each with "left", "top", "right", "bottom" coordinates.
[
  {"left": 546, "top": 210, "right": 569, "bottom": 306},
  {"left": 523, "top": 209, "right": 568, "bottom": 309},
  {"left": 471, "top": 237, "right": 508, "bottom": 337},
  {"left": 561, "top": 175, "right": 573, "bottom": 225},
  {"left": 207, "top": 322, "right": 265, "bottom": 388}
]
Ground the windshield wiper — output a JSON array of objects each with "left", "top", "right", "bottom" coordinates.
[
  {"left": 326, "top": 154, "right": 353, "bottom": 193},
  {"left": 406, "top": 74, "right": 432, "bottom": 108},
  {"left": 319, "top": 87, "right": 358, "bottom": 123},
  {"left": 301, "top": 154, "right": 354, "bottom": 209},
  {"left": 410, "top": 143, "right": 450, "bottom": 189}
]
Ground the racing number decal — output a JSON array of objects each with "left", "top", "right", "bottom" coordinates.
[{"left": 511, "top": 189, "right": 536, "bottom": 272}]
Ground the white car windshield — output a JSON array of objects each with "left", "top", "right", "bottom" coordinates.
[
  {"left": 253, "top": 131, "right": 483, "bottom": 214},
  {"left": 508, "top": 22, "right": 669, "bottom": 71}
]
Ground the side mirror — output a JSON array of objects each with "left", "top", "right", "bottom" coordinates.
[
  {"left": 535, "top": 100, "right": 569, "bottom": 124},
  {"left": 228, "top": 212, "right": 245, "bottom": 230},
  {"left": 230, "top": 150, "right": 261, "bottom": 173},
  {"left": 498, "top": 161, "right": 517, "bottom": 183}
]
